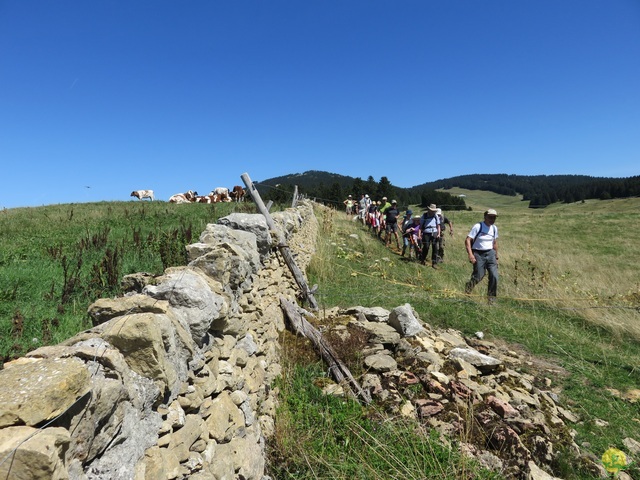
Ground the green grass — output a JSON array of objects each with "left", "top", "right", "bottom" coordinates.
[
  {"left": 270, "top": 355, "right": 501, "bottom": 480},
  {"left": 3, "top": 195, "right": 639, "bottom": 478},
  {"left": 0, "top": 200, "right": 252, "bottom": 360},
  {"left": 279, "top": 195, "right": 640, "bottom": 479}
]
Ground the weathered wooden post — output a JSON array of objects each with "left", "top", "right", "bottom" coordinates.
[
  {"left": 241, "top": 173, "right": 319, "bottom": 310},
  {"left": 291, "top": 185, "right": 298, "bottom": 208},
  {"left": 280, "top": 297, "right": 371, "bottom": 405}
]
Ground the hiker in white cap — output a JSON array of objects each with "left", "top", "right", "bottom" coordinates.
[{"left": 465, "top": 209, "right": 499, "bottom": 303}]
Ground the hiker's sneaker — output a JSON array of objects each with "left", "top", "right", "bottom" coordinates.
[
  {"left": 431, "top": 264, "right": 438, "bottom": 270},
  {"left": 488, "top": 297, "right": 497, "bottom": 306}
]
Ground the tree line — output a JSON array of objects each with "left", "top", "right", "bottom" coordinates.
[
  {"left": 256, "top": 170, "right": 640, "bottom": 210},
  {"left": 259, "top": 174, "right": 469, "bottom": 211},
  {"left": 412, "top": 174, "right": 640, "bottom": 208}
]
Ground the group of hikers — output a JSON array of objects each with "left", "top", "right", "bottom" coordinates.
[{"left": 343, "top": 193, "right": 499, "bottom": 303}]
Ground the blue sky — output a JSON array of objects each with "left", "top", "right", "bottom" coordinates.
[{"left": 1, "top": 1, "right": 639, "bottom": 208}]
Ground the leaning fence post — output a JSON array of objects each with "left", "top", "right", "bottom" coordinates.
[{"left": 241, "top": 173, "right": 319, "bottom": 310}]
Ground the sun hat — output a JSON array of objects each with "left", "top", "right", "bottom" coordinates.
[
  {"left": 427, "top": 204, "right": 437, "bottom": 212},
  {"left": 391, "top": 199, "right": 397, "bottom": 204},
  {"left": 365, "top": 194, "right": 369, "bottom": 198},
  {"left": 436, "top": 208, "right": 442, "bottom": 215},
  {"left": 348, "top": 195, "right": 352, "bottom": 198},
  {"left": 485, "top": 209, "right": 498, "bottom": 216},
  {"left": 382, "top": 196, "right": 387, "bottom": 200},
  {"left": 413, "top": 214, "right": 421, "bottom": 220}
]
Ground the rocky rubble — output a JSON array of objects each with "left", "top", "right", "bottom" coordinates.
[{"left": 316, "top": 304, "right": 613, "bottom": 479}]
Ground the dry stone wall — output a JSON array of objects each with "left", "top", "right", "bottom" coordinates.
[{"left": 0, "top": 200, "right": 318, "bottom": 480}]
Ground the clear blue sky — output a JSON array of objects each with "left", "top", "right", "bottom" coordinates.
[{"left": 1, "top": 1, "right": 639, "bottom": 208}]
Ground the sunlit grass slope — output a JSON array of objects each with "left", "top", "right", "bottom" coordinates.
[{"left": 296, "top": 193, "right": 640, "bottom": 478}]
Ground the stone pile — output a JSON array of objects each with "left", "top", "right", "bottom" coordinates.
[
  {"left": 0, "top": 200, "right": 318, "bottom": 480},
  {"left": 316, "top": 304, "right": 620, "bottom": 479}
]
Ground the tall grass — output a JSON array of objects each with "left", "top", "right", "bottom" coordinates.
[
  {"left": 282, "top": 193, "right": 640, "bottom": 479},
  {"left": 0, "top": 200, "right": 251, "bottom": 361},
  {"left": 270, "top": 333, "right": 501, "bottom": 479}
]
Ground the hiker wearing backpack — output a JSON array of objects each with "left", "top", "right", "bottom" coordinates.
[
  {"left": 465, "top": 209, "right": 499, "bottom": 303},
  {"left": 382, "top": 200, "right": 401, "bottom": 250},
  {"left": 419, "top": 204, "right": 441, "bottom": 269}
]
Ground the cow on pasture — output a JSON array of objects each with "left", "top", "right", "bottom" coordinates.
[
  {"left": 208, "top": 187, "right": 231, "bottom": 202},
  {"left": 169, "top": 190, "right": 198, "bottom": 203},
  {"left": 230, "top": 185, "right": 246, "bottom": 202},
  {"left": 131, "top": 190, "right": 154, "bottom": 201}
]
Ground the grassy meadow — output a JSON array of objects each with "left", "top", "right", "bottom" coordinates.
[
  {"left": 272, "top": 191, "right": 640, "bottom": 479},
  {"left": 2, "top": 193, "right": 639, "bottom": 479},
  {"left": 0, "top": 200, "right": 251, "bottom": 361}
]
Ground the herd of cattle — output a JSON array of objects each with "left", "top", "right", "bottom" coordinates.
[{"left": 130, "top": 186, "right": 246, "bottom": 204}]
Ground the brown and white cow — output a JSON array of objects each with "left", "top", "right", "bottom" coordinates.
[
  {"left": 208, "top": 187, "right": 231, "bottom": 202},
  {"left": 195, "top": 195, "right": 215, "bottom": 203},
  {"left": 230, "top": 185, "right": 245, "bottom": 202},
  {"left": 130, "top": 189, "right": 154, "bottom": 201},
  {"left": 168, "top": 193, "right": 189, "bottom": 204},
  {"left": 169, "top": 190, "right": 198, "bottom": 203}
]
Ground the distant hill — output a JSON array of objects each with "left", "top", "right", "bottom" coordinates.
[
  {"left": 256, "top": 170, "right": 640, "bottom": 209},
  {"left": 256, "top": 171, "right": 356, "bottom": 191}
]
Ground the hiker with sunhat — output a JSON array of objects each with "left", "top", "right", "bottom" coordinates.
[
  {"left": 465, "top": 209, "right": 499, "bottom": 303},
  {"left": 419, "top": 204, "right": 441, "bottom": 268}
]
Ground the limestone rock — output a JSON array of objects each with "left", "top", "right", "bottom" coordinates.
[
  {"left": 0, "top": 357, "right": 90, "bottom": 427},
  {"left": 215, "top": 434, "right": 265, "bottom": 480},
  {"left": 341, "top": 306, "right": 390, "bottom": 322},
  {"left": 144, "top": 270, "right": 226, "bottom": 346},
  {"left": 102, "top": 312, "right": 177, "bottom": 393},
  {"left": 527, "top": 460, "right": 563, "bottom": 479},
  {"left": 204, "top": 391, "right": 245, "bottom": 443},
  {"left": 0, "top": 426, "right": 70, "bottom": 480},
  {"left": 217, "top": 213, "right": 272, "bottom": 259},
  {"left": 388, "top": 303, "right": 423, "bottom": 337},
  {"left": 168, "top": 414, "right": 205, "bottom": 462},
  {"left": 87, "top": 294, "right": 170, "bottom": 326},
  {"left": 448, "top": 347, "right": 502, "bottom": 374},
  {"left": 188, "top": 242, "right": 258, "bottom": 293},
  {"left": 623, "top": 436, "right": 640, "bottom": 455},
  {"left": 436, "top": 330, "right": 468, "bottom": 348},
  {"left": 364, "top": 353, "right": 397, "bottom": 372},
  {"left": 357, "top": 321, "right": 401, "bottom": 344},
  {"left": 272, "top": 208, "right": 303, "bottom": 239}
]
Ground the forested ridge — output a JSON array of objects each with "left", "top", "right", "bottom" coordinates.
[
  {"left": 411, "top": 173, "right": 640, "bottom": 207},
  {"left": 256, "top": 170, "right": 640, "bottom": 209}
]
